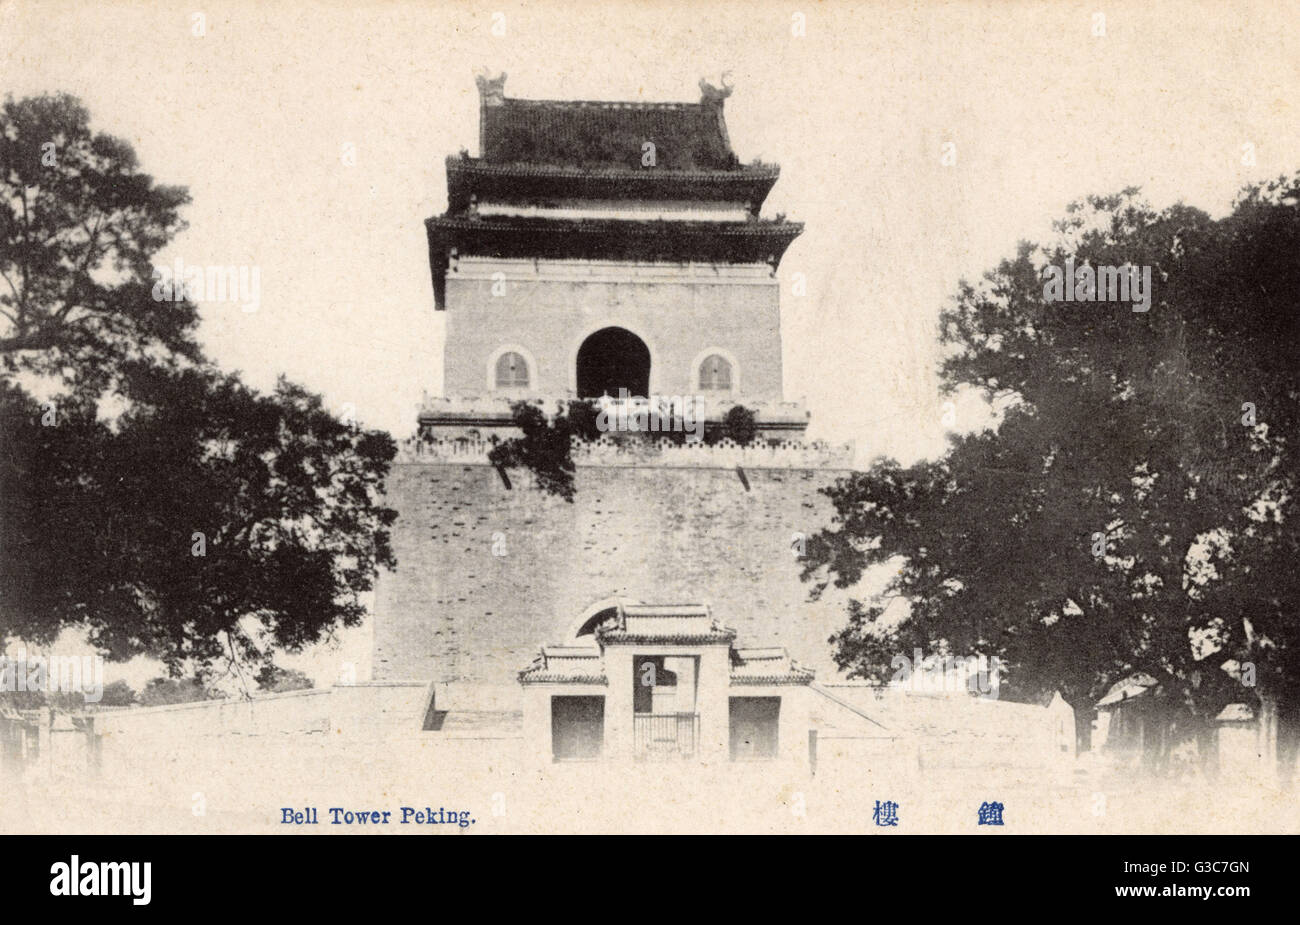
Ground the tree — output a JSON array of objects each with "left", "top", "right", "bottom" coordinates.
[
  {"left": 98, "top": 679, "right": 136, "bottom": 707},
  {"left": 254, "top": 664, "right": 314, "bottom": 693},
  {"left": 802, "top": 177, "right": 1300, "bottom": 778},
  {"left": 138, "top": 677, "right": 214, "bottom": 707},
  {"left": 0, "top": 94, "right": 197, "bottom": 394},
  {"left": 0, "top": 93, "right": 397, "bottom": 678}
]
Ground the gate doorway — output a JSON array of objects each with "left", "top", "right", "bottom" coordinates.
[{"left": 551, "top": 696, "right": 605, "bottom": 761}]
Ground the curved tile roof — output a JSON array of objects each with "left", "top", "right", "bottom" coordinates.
[{"left": 482, "top": 96, "right": 738, "bottom": 171}]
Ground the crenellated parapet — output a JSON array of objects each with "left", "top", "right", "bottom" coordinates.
[{"left": 395, "top": 432, "right": 855, "bottom": 470}]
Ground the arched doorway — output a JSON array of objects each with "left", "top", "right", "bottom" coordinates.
[{"left": 576, "top": 327, "right": 650, "bottom": 399}]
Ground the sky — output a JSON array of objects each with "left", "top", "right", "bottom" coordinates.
[{"left": 3, "top": 0, "right": 1298, "bottom": 687}]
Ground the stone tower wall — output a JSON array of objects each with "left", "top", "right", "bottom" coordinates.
[
  {"left": 372, "top": 458, "right": 854, "bottom": 687},
  {"left": 442, "top": 259, "right": 784, "bottom": 401}
]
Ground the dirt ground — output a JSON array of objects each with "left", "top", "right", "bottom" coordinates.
[{"left": 3, "top": 735, "right": 1295, "bottom": 834}]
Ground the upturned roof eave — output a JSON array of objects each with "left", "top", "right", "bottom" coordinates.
[
  {"left": 425, "top": 214, "right": 803, "bottom": 237},
  {"left": 445, "top": 159, "right": 782, "bottom": 213},
  {"left": 447, "top": 155, "right": 780, "bottom": 180}
]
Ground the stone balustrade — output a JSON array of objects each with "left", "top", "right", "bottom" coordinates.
[{"left": 418, "top": 392, "right": 812, "bottom": 425}]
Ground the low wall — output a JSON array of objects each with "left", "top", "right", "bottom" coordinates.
[
  {"left": 808, "top": 684, "right": 1077, "bottom": 777},
  {"left": 94, "top": 689, "right": 333, "bottom": 739},
  {"left": 14, "top": 679, "right": 1082, "bottom": 791},
  {"left": 93, "top": 683, "right": 434, "bottom": 741}
]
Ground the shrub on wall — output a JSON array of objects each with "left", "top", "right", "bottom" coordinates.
[
  {"left": 488, "top": 400, "right": 603, "bottom": 501},
  {"left": 714, "top": 404, "right": 758, "bottom": 446}
]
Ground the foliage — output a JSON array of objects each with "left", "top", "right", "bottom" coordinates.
[
  {"left": 254, "top": 664, "right": 314, "bottom": 693},
  {"left": 0, "top": 93, "right": 197, "bottom": 395},
  {"left": 802, "top": 176, "right": 1300, "bottom": 771},
  {"left": 138, "top": 677, "right": 215, "bottom": 707},
  {"left": 98, "top": 679, "right": 136, "bottom": 706},
  {"left": 0, "top": 93, "right": 398, "bottom": 677},
  {"left": 714, "top": 404, "right": 758, "bottom": 446},
  {"left": 487, "top": 400, "right": 601, "bottom": 502}
]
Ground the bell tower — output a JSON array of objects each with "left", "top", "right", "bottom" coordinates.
[
  {"left": 420, "top": 72, "right": 808, "bottom": 439},
  {"left": 372, "top": 75, "right": 855, "bottom": 715}
]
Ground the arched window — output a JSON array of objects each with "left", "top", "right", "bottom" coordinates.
[
  {"left": 494, "top": 351, "right": 530, "bottom": 389},
  {"left": 698, "top": 354, "right": 732, "bottom": 391}
]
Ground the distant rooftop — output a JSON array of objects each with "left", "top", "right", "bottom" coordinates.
[{"left": 476, "top": 72, "right": 741, "bottom": 171}]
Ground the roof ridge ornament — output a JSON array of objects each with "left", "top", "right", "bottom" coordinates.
[
  {"left": 475, "top": 69, "right": 507, "bottom": 107},
  {"left": 699, "top": 72, "right": 734, "bottom": 104}
]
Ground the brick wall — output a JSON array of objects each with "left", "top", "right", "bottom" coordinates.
[{"left": 372, "top": 460, "right": 855, "bottom": 687}]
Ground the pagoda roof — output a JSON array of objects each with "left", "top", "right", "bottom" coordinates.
[
  {"left": 445, "top": 156, "right": 781, "bottom": 213},
  {"left": 425, "top": 76, "right": 802, "bottom": 308},
  {"left": 478, "top": 76, "right": 740, "bottom": 171}
]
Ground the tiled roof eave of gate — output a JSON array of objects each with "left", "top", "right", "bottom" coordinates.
[
  {"left": 518, "top": 671, "right": 609, "bottom": 685},
  {"left": 594, "top": 631, "right": 738, "bottom": 646},
  {"left": 729, "top": 672, "right": 816, "bottom": 686}
]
